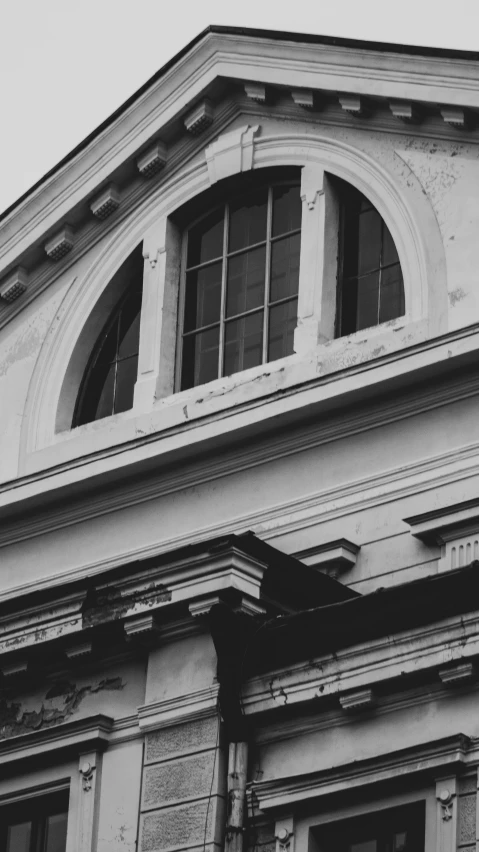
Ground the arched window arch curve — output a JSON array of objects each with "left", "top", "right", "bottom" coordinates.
[{"left": 22, "top": 133, "right": 443, "bottom": 464}]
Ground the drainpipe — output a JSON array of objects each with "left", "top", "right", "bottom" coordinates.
[
  {"left": 226, "top": 741, "right": 248, "bottom": 852},
  {"left": 208, "top": 603, "right": 253, "bottom": 852}
]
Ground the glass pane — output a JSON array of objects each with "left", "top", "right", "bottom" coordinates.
[
  {"left": 224, "top": 311, "right": 263, "bottom": 376},
  {"left": 114, "top": 356, "right": 138, "bottom": 414},
  {"left": 92, "top": 363, "right": 116, "bottom": 420},
  {"left": 226, "top": 247, "right": 265, "bottom": 318},
  {"left": 350, "top": 841, "right": 377, "bottom": 852},
  {"left": 272, "top": 184, "right": 302, "bottom": 236},
  {"left": 229, "top": 188, "right": 268, "bottom": 253},
  {"left": 187, "top": 207, "right": 224, "bottom": 267},
  {"left": 358, "top": 208, "right": 382, "bottom": 275},
  {"left": 339, "top": 277, "right": 358, "bottom": 337},
  {"left": 117, "top": 291, "right": 142, "bottom": 359},
  {"left": 270, "top": 233, "right": 300, "bottom": 302},
  {"left": 45, "top": 812, "right": 68, "bottom": 852},
  {"left": 6, "top": 821, "right": 31, "bottom": 852},
  {"left": 356, "top": 271, "right": 380, "bottom": 331},
  {"left": 268, "top": 299, "right": 297, "bottom": 362},
  {"left": 182, "top": 327, "right": 220, "bottom": 389},
  {"left": 393, "top": 832, "right": 408, "bottom": 852},
  {"left": 184, "top": 263, "right": 222, "bottom": 332},
  {"left": 382, "top": 221, "right": 400, "bottom": 267},
  {"left": 95, "top": 316, "right": 119, "bottom": 366},
  {"left": 379, "top": 263, "right": 405, "bottom": 323}
]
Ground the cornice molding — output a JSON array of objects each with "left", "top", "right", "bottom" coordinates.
[
  {"left": 241, "top": 607, "right": 479, "bottom": 717},
  {"left": 0, "top": 713, "right": 113, "bottom": 767},
  {"left": 138, "top": 684, "right": 219, "bottom": 732},
  {"left": 1, "top": 31, "right": 478, "bottom": 285},
  {"left": 249, "top": 734, "right": 472, "bottom": 811},
  {"left": 1, "top": 351, "right": 479, "bottom": 577}
]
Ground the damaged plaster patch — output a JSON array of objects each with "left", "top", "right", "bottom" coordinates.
[
  {"left": 82, "top": 582, "right": 171, "bottom": 628},
  {"left": 449, "top": 288, "right": 467, "bottom": 306},
  {"left": 0, "top": 676, "right": 123, "bottom": 739}
]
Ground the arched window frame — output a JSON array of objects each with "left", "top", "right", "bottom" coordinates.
[{"left": 23, "top": 131, "right": 439, "bottom": 463}]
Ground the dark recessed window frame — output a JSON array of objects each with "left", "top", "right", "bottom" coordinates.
[
  {"left": 176, "top": 177, "right": 302, "bottom": 391},
  {"left": 73, "top": 276, "right": 143, "bottom": 427},
  {"left": 336, "top": 182, "right": 405, "bottom": 338},
  {"left": 0, "top": 789, "right": 69, "bottom": 852},
  {"left": 314, "top": 801, "right": 425, "bottom": 852}
]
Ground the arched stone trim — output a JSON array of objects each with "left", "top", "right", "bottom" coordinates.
[{"left": 21, "top": 129, "right": 444, "bottom": 464}]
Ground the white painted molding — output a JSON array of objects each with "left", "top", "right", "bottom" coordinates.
[
  {"left": 234, "top": 597, "right": 267, "bottom": 617},
  {"left": 250, "top": 734, "right": 469, "bottom": 811},
  {"left": 295, "top": 539, "right": 359, "bottom": 573},
  {"left": 339, "top": 688, "right": 374, "bottom": 711},
  {"left": 137, "top": 142, "right": 167, "bottom": 177},
  {"left": 124, "top": 613, "right": 158, "bottom": 638},
  {"left": 44, "top": 226, "right": 74, "bottom": 261},
  {"left": 339, "top": 95, "right": 363, "bottom": 115},
  {"left": 441, "top": 108, "right": 468, "bottom": 129},
  {"left": 189, "top": 595, "right": 223, "bottom": 617},
  {"left": 291, "top": 90, "right": 314, "bottom": 109},
  {"left": 89, "top": 184, "right": 120, "bottom": 219},
  {"left": 244, "top": 82, "right": 266, "bottom": 103},
  {"left": 439, "top": 662, "right": 475, "bottom": 686},
  {"left": 0, "top": 267, "right": 28, "bottom": 302},
  {"left": 0, "top": 714, "right": 113, "bottom": 767},
  {"left": 1, "top": 660, "right": 28, "bottom": 677},
  {"left": 205, "top": 124, "right": 260, "bottom": 185},
  {"left": 389, "top": 101, "right": 420, "bottom": 123},
  {"left": 184, "top": 99, "right": 214, "bottom": 135},
  {"left": 138, "top": 684, "right": 219, "bottom": 731},
  {"left": 65, "top": 642, "right": 93, "bottom": 660}
]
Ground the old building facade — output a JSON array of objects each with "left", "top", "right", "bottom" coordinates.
[{"left": 1, "top": 24, "right": 479, "bottom": 852}]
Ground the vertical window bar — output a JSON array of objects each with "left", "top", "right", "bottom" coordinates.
[
  {"left": 262, "top": 186, "right": 273, "bottom": 363},
  {"left": 111, "top": 309, "right": 121, "bottom": 414},
  {"left": 377, "top": 218, "right": 385, "bottom": 325},
  {"left": 218, "top": 204, "right": 229, "bottom": 378}
]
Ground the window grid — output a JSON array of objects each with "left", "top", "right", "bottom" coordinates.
[
  {"left": 180, "top": 182, "right": 301, "bottom": 389},
  {"left": 337, "top": 189, "right": 404, "bottom": 337},
  {"left": 73, "top": 281, "right": 142, "bottom": 426}
]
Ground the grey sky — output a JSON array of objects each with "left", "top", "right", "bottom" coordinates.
[{"left": 1, "top": 0, "right": 478, "bottom": 213}]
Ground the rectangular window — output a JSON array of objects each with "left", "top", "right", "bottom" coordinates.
[
  {"left": 0, "top": 791, "right": 69, "bottom": 852},
  {"left": 314, "top": 803, "right": 425, "bottom": 852},
  {"left": 180, "top": 182, "right": 302, "bottom": 390}
]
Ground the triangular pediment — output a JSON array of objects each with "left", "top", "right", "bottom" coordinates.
[{"left": 1, "top": 25, "right": 478, "bottom": 324}]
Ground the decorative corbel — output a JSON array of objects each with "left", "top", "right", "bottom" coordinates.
[
  {"left": 275, "top": 817, "right": 294, "bottom": 852},
  {"left": 79, "top": 759, "right": 95, "bottom": 792}
]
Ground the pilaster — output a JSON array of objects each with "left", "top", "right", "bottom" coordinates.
[
  {"left": 294, "top": 167, "right": 339, "bottom": 355},
  {"left": 67, "top": 749, "right": 103, "bottom": 852},
  {"left": 436, "top": 777, "right": 458, "bottom": 852}
]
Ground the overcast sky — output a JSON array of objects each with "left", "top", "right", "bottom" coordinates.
[{"left": 1, "top": 0, "right": 478, "bottom": 213}]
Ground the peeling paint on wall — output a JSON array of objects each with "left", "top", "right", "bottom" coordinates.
[{"left": 0, "top": 676, "right": 123, "bottom": 739}]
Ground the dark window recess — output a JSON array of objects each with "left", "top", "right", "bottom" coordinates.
[
  {"left": 0, "top": 790, "right": 69, "bottom": 852},
  {"left": 180, "top": 181, "right": 302, "bottom": 390},
  {"left": 315, "top": 803, "right": 425, "bottom": 852},
  {"left": 337, "top": 184, "right": 405, "bottom": 337},
  {"left": 74, "top": 277, "right": 143, "bottom": 427}
]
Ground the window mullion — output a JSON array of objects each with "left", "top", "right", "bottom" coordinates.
[
  {"left": 262, "top": 186, "right": 273, "bottom": 364},
  {"left": 218, "top": 205, "right": 229, "bottom": 378}
]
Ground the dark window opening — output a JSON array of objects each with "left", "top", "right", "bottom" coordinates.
[
  {"left": 180, "top": 179, "right": 302, "bottom": 390},
  {"left": 337, "top": 183, "right": 405, "bottom": 337},
  {"left": 315, "top": 802, "right": 425, "bottom": 852},
  {"left": 0, "top": 790, "right": 69, "bottom": 852},
  {"left": 73, "top": 249, "right": 143, "bottom": 426}
]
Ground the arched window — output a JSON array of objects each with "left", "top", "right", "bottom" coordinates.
[
  {"left": 336, "top": 181, "right": 405, "bottom": 337},
  {"left": 179, "top": 176, "right": 302, "bottom": 390},
  {"left": 73, "top": 253, "right": 143, "bottom": 426}
]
